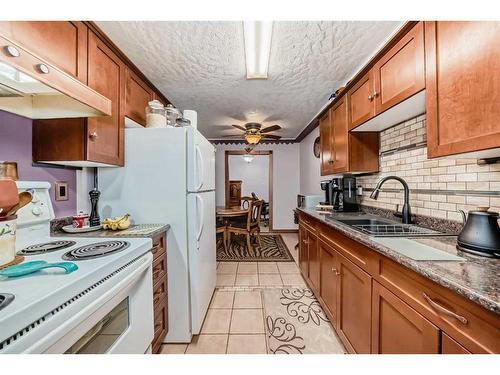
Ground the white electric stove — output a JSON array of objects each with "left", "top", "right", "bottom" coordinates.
[{"left": 0, "top": 181, "right": 154, "bottom": 354}]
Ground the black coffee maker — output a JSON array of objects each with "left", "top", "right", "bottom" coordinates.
[
  {"left": 320, "top": 180, "right": 334, "bottom": 206},
  {"left": 331, "top": 175, "right": 359, "bottom": 212}
]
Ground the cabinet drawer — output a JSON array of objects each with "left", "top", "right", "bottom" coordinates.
[
  {"left": 318, "top": 223, "right": 376, "bottom": 274},
  {"left": 376, "top": 257, "right": 500, "bottom": 353},
  {"left": 153, "top": 278, "right": 167, "bottom": 310},
  {"left": 299, "top": 214, "right": 316, "bottom": 233},
  {"left": 151, "top": 234, "right": 166, "bottom": 261},
  {"left": 152, "top": 252, "right": 167, "bottom": 283},
  {"left": 152, "top": 301, "right": 168, "bottom": 354}
]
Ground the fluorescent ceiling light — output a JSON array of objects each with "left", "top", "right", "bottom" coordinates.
[{"left": 243, "top": 21, "right": 273, "bottom": 79}]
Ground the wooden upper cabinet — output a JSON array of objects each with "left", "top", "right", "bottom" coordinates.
[
  {"left": 319, "top": 109, "right": 335, "bottom": 175},
  {"left": 347, "top": 72, "right": 375, "bottom": 130},
  {"left": 371, "top": 281, "right": 440, "bottom": 354},
  {"left": 336, "top": 252, "right": 372, "bottom": 354},
  {"left": 125, "top": 68, "right": 154, "bottom": 126},
  {"left": 373, "top": 21, "right": 425, "bottom": 114},
  {"left": 319, "top": 239, "right": 339, "bottom": 324},
  {"left": 0, "top": 21, "right": 88, "bottom": 83},
  {"left": 331, "top": 96, "right": 348, "bottom": 173},
  {"left": 87, "top": 31, "right": 125, "bottom": 166},
  {"left": 425, "top": 21, "right": 500, "bottom": 158}
]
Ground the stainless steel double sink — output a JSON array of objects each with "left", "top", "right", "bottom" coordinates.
[{"left": 333, "top": 217, "right": 448, "bottom": 237}]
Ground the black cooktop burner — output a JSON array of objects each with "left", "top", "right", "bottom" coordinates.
[
  {"left": 62, "top": 241, "right": 130, "bottom": 261},
  {"left": 18, "top": 240, "right": 77, "bottom": 255}
]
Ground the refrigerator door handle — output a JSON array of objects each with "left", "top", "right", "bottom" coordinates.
[
  {"left": 195, "top": 194, "right": 204, "bottom": 245},
  {"left": 195, "top": 146, "right": 204, "bottom": 191}
]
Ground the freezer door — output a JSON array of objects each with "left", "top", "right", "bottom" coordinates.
[
  {"left": 187, "top": 191, "right": 216, "bottom": 334},
  {"left": 187, "top": 129, "right": 216, "bottom": 192}
]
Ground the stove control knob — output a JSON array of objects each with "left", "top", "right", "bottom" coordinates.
[
  {"left": 32, "top": 206, "right": 43, "bottom": 216},
  {"left": 31, "top": 193, "right": 40, "bottom": 203}
]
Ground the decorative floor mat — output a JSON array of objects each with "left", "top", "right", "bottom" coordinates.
[{"left": 217, "top": 234, "right": 294, "bottom": 262}]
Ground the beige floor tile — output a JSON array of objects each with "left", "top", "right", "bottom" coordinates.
[
  {"left": 159, "top": 343, "right": 187, "bottom": 354},
  {"left": 277, "top": 262, "right": 300, "bottom": 274},
  {"left": 216, "top": 273, "right": 236, "bottom": 287},
  {"left": 237, "top": 262, "right": 258, "bottom": 274},
  {"left": 281, "top": 273, "right": 306, "bottom": 287},
  {"left": 201, "top": 309, "right": 232, "bottom": 334},
  {"left": 258, "top": 262, "right": 279, "bottom": 274},
  {"left": 233, "top": 290, "right": 262, "bottom": 309},
  {"left": 210, "top": 290, "right": 234, "bottom": 309},
  {"left": 217, "top": 262, "right": 238, "bottom": 274},
  {"left": 185, "top": 334, "right": 228, "bottom": 354},
  {"left": 227, "top": 335, "right": 267, "bottom": 354},
  {"left": 235, "top": 273, "right": 259, "bottom": 286},
  {"left": 230, "top": 309, "right": 265, "bottom": 334},
  {"left": 259, "top": 273, "right": 283, "bottom": 286}
]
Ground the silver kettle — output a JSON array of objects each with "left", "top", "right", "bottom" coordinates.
[{"left": 457, "top": 206, "right": 500, "bottom": 258}]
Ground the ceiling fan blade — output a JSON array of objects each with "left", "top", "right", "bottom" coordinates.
[
  {"left": 262, "top": 134, "right": 281, "bottom": 140},
  {"left": 260, "top": 124, "right": 282, "bottom": 133},
  {"left": 232, "top": 124, "right": 247, "bottom": 131}
]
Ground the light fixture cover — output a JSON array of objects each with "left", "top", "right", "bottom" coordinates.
[
  {"left": 242, "top": 154, "right": 254, "bottom": 163},
  {"left": 245, "top": 133, "right": 262, "bottom": 144},
  {"left": 243, "top": 21, "right": 273, "bottom": 79}
]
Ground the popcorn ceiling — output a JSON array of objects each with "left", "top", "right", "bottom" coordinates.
[{"left": 96, "top": 21, "right": 401, "bottom": 139}]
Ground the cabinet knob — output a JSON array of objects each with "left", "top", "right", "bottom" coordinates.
[
  {"left": 331, "top": 268, "right": 340, "bottom": 276},
  {"left": 302, "top": 239, "right": 309, "bottom": 244},
  {"left": 368, "top": 94, "right": 374, "bottom": 101},
  {"left": 328, "top": 159, "right": 334, "bottom": 164},
  {"left": 89, "top": 132, "right": 99, "bottom": 141},
  {"left": 4, "top": 45, "right": 20, "bottom": 57},
  {"left": 37, "top": 63, "right": 50, "bottom": 74},
  {"left": 373, "top": 91, "right": 379, "bottom": 98}
]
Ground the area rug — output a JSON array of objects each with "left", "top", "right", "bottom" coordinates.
[
  {"left": 262, "top": 288, "right": 346, "bottom": 354},
  {"left": 217, "top": 234, "right": 294, "bottom": 262}
]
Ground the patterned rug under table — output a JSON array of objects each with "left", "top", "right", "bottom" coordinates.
[
  {"left": 263, "top": 288, "right": 346, "bottom": 354},
  {"left": 217, "top": 234, "right": 294, "bottom": 262}
]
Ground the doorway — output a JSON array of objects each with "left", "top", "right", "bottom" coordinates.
[{"left": 224, "top": 150, "right": 273, "bottom": 231}]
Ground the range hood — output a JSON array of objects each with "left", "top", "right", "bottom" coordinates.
[{"left": 0, "top": 36, "right": 111, "bottom": 119}]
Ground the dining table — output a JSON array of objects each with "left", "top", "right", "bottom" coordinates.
[{"left": 216, "top": 206, "right": 249, "bottom": 225}]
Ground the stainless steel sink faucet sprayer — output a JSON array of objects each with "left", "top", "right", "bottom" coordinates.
[{"left": 370, "top": 176, "right": 412, "bottom": 224}]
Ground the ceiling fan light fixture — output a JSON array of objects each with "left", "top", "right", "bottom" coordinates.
[
  {"left": 245, "top": 133, "right": 262, "bottom": 144},
  {"left": 243, "top": 21, "right": 273, "bottom": 80}
]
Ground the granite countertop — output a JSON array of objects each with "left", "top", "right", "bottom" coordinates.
[
  {"left": 296, "top": 207, "right": 500, "bottom": 315},
  {"left": 52, "top": 223, "right": 170, "bottom": 239}
]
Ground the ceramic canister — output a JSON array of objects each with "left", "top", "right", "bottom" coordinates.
[{"left": 0, "top": 215, "right": 17, "bottom": 266}]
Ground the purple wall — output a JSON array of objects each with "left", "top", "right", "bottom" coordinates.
[{"left": 0, "top": 110, "right": 77, "bottom": 217}]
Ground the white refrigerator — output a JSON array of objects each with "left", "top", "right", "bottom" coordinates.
[{"left": 98, "top": 125, "right": 216, "bottom": 343}]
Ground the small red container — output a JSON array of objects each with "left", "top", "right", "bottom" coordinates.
[{"left": 72, "top": 213, "right": 89, "bottom": 228}]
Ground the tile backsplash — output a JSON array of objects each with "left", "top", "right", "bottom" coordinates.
[{"left": 358, "top": 114, "right": 500, "bottom": 222}]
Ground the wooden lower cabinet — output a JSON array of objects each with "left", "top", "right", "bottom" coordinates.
[
  {"left": 151, "top": 232, "right": 168, "bottom": 354},
  {"left": 442, "top": 333, "right": 471, "bottom": 354},
  {"left": 298, "top": 212, "right": 500, "bottom": 354},
  {"left": 319, "top": 239, "right": 338, "bottom": 323},
  {"left": 371, "top": 281, "right": 440, "bottom": 354},
  {"left": 307, "top": 229, "right": 320, "bottom": 294},
  {"left": 336, "top": 252, "right": 372, "bottom": 354}
]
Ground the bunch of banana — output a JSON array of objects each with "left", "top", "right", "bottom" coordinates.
[{"left": 103, "top": 214, "right": 131, "bottom": 231}]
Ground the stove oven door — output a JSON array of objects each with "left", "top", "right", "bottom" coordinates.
[{"left": 39, "top": 253, "right": 154, "bottom": 354}]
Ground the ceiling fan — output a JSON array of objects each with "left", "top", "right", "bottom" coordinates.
[{"left": 230, "top": 122, "right": 282, "bottom": 144}]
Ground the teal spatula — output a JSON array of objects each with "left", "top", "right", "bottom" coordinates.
[{"left": 0, "top": 260, "right": 78, "bottom": 278}]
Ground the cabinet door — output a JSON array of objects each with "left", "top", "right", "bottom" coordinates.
[
  {"left": 307, "top": 230, "right": 320, "bottom": 293},
  {"left": 0, "top": 21, "right": 88, "bottom": 83},
  {"left": 442, "top": 333, "right": 471, "bottom": 354},
  {"left": 319, "top": 239, "right": 339, "bottom": 324},
  {"left": 336, "top": 252, "right": 372, "bottom": 353},
  {"left": 319, "top": 109, "right": 334, "bottom": 175},
  {"left": 298, "top": 225, "right": 309, "bottom": 277},
  {"left": 425, "top": 21, "right": 500, "bottom": 158},
  {"left": 125, "top": 68, "right": 154, "bottom": 126},
  {"left": 373, "top": 22, "right": 425, "bottom": 114},
  {"left": 331, "top": 96, "right": 348, "bottom": 173},
  {"left": 371, "top": 281, "right": 440, "bottom": 354},
  {"left": 347, "top": 71, "right": 375, "bottom": 130},
  {"left": 87, "top": 31, "right": 125, "bottom": 166}
]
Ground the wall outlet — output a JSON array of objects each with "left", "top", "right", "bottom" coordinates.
[{"left": 55, "top": 181, "right": 69, "bottom": 201}]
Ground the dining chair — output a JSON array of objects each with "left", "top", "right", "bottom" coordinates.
[
  {"left": 216, "top": 219, "right": 228, "bottom": 253},
  {"left": 227, "top": 199, "right": 263, "bottom": 256}
]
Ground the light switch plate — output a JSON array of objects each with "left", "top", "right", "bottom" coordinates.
[{"left": 55, "top": 181, "right": 69, "bottom": 201}]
